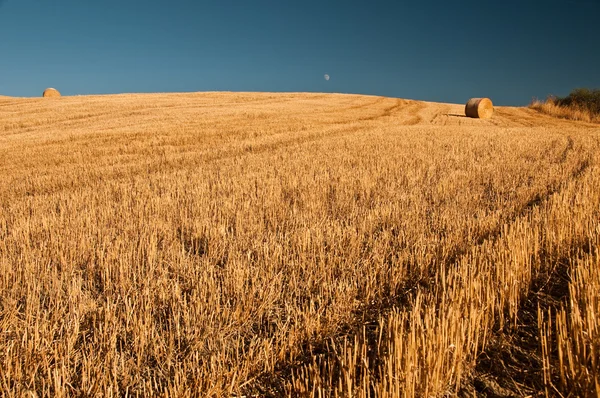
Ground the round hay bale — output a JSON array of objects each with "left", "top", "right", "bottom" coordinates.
[
  {"left": 43, "top": 88, "right": 61, "bottom": 98},
  {"left": 465, "top": 98, "right": 494, "bottom": 119}
]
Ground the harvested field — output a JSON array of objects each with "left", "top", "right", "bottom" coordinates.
[{"left": 0, "top": 92, "right": 598, "bottom": 397}]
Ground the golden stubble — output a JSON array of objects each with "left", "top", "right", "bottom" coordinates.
[{"left": 0, "top": 92, "right": 598, "bottom": 396}]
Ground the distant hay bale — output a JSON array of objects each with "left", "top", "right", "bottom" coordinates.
[
  {"left": 43, "top": 88, "right": 61, "bottom": 98},
  {"left": 465, "top": 98, "right": 494, "bottom": 119}
]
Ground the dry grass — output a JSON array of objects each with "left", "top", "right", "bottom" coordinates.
[
  {"left": 530, "top": 98, "right": 600, "bottom": 123},
  {"left": 0, "top": 92, "right": 598, "bottom": 397}
]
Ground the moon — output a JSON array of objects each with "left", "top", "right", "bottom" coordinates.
[{"left": 324, "top": 74, "right": 330, "bottom": 81}]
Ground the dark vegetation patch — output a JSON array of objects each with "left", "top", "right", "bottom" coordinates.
[{"left": 554, "top": 88, "right": 600, "bottom": 117}]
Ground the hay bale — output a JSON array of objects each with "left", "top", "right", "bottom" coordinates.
[
  {"left": 43, "top": 88, "right": 61, "bottom": 98},
  {"left": 465, "top": 98, "right": 494, "bottom": 119}
]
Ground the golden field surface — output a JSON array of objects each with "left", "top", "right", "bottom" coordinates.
[{"left": 0, "top": 92, "right": 599, "bottom": 397}]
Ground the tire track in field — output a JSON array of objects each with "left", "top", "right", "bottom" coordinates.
[
  {"left": 0, "top": 96, "right": 316, "bottom": 138},
  {"left": 1, "top": 116, "right": 377, "bottom": 200},
  {"left": 255, "top": 136, "right": 596, "bottom": 396},
  {"left": 314, "top": 97, "right": 403, "bottom": 126},
  {"left": 462, "top": 256, "right": 571, "bottom": 396},
  {"left": 320, "top": 96, "right": 387, "bottom": 114},
  {"left": 3, "top": 96, "right": 595, "bottom": 204},
  {"left": 0, "top": 95, "right": 390, "bottom": 145},
  {"left": 355, "top": 98, "right": 405, "bottom": 121},
  {"left": 461, "top": 177, "right": 598, "bottom": 397},
  {"left": 387, "top": 100, "right": 426, "bottom": 125},
  {"left": 3, "top": 97, "right": 592, "bottom": 204},
  {"left": 2, "top": 95, "right": 412, "bottom": 200}
]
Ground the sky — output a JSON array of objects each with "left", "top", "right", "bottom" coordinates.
[{"left": 0, "top": 0, "right": 598, "bottom": 105}]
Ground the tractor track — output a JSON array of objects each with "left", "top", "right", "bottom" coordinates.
[{"left": 245, "top": 115, "right": 597, "bottom": 396}]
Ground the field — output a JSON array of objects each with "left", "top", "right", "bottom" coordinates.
[{"left": 0, "top": 92, "right": 599, "bottom": 397}]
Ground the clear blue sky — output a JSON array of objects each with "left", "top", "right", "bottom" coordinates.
[{"left": 1, "top": 0, "right": 598, "bottom": 105}]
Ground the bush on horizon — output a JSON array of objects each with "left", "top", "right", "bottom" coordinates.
[
  {"left": 555, "top": 88, "right": 600, "bottom": 116},
  {"left": 530, "top": 88, "right": 600, "bottom": 123}
]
